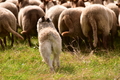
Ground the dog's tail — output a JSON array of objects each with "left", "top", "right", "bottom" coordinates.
[
  {"left": 39, "top": 28, "right": 62, "bottom": 53},
  {"left": 49, "top": 30, "right": 62, "bottom": 53}
]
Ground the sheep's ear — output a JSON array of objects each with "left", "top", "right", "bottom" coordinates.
[
  {"left": 52, "top": 1, "right": 57, "bottom": 5},
  {"left": 46, "top": 18, "right": 51, "bottom": 22}
]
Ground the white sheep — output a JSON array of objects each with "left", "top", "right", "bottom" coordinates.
[
  {"left": 18, "top": 5, "right": 45, "bottom": 46},
  {"left": 0, "top": 7, "right": 24, "bottom": 49},
  {"left": 45, "top": 5, "right": 67, "bottom": 31},
  {"left": 80, "top": 4, "right": 117, "bottom": 51},
  {"left": 37, "top": 16, "right": 62, "bottom": 72}
]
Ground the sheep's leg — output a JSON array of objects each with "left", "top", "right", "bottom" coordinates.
[
  {"left": 10, "top": 34, "right": 14, "bottom": 47},
  {"left": 27, "top": 35, "right": 32, "bottom": 47},
  {"left": 110, "top": 35, "right": 114, "bottom": 49},
  {"left": 3, "top": 37, "right": 7, "bottom": 46},
  {"left": 62, "top": 15, "right": 74, "bottom": 37},
  {"left": 110, "top": 30, "right": 115, "bottom": 49},
  {"left": 23, "top": 34, "right": 27, "bottom": 41},
  {"left": 102, "top": 35, "right": 108, "bottom": 49},
  {"left": 62, "top": 36, "right": 74, "bottom": 52},
  {"left": 3, "top": 33, "right": 11, "bottom": 47},
  {"left": 0, "top": 39, "right": 5, "bottom": 50},
  {"left": 84, "top": 37, "right": 90, "bottom": 49},
  {"left": 88, "top": 35, "right": 95, "bottom": 50},
  {"left": 97, "top": 35, "right": 103, "bottom": 49}
]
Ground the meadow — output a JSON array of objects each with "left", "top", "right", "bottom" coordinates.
[{"left": 0, "top": 37, "right": 120, "bottom": 80}]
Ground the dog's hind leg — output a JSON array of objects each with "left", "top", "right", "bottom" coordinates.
[
  {"left": 53, "top": 53, "right": 60, "bottom": 68},
  {"left": 53, "top": 44, "right": 61, "bottom": 69},
  {"left": 40, "top": 42, "right": 55, "bottom": 72},
  {"left": 43, "top": 55, "right": 54, "bottom": 72}
]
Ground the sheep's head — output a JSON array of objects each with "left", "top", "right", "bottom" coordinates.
[
  {"left": 58, "top": 0, "right": 68, "bottom": 4},
  {"left": 41, "top": 0, "right": 57, "bottom": 5},
  {"left": 76, "top": 0, "right": 85, "bottom": 7},
  {"left": 17, "top": 0, "right": 29, "bottom": 9},
  {"left": 0, "top": 0, "right": 6, "bottom": 2},
  {"left": 37, "top": 16, "right": 55, "bottom": 32},
  {"left": 70, "top": 0, "right": 78, "bottom": 3}
]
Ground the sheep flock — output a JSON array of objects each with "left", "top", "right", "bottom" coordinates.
[{"left": 0, "top": 0, "right": 120, "bottom": 72}]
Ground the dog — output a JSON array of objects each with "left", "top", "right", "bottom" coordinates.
[{"left": 37, "top": 16, "right": 62, "bottom": 72}]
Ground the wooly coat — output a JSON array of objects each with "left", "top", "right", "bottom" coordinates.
[
  {"left": 18, "top": 5, "right": 45, "bottom": 46},
  {"left": 0, "top": 2, "right": 18, "bottom": 19},
  {"left": 17, "top": 0, "right": 42, "bottom": 9},
  {"left": 105, "top": 3, "right": 119, "bottom": 24},
  {"left": 0, "top": 7, "right": 24, "bottom": 49},
  {"left": 45, "top": 5, "right": 67, "bottom": 31},
  {"left": 58, "top": 8, "right": 85, "bottom": 38},
  {"left": 0, "top": 1, "right": 19, "bottom": 46},
  {"left": 0, "top": 0, "right": 18, "bottom": 5},
  {"left": 37, "top": 17, "right": 62, "bottom": 72},
  {"left": 80, "top": 4, "right": 117, "bottom": 50},
  {"left": 58, "top": 7, "right": 89, "bottom": 51}
]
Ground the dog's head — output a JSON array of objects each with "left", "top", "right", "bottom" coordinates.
[{"left": 37, "top": 16, "right": 55, "bottom": 32}]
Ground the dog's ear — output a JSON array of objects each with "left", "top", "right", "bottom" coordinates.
[
  {"left": 116, "top": 3, "right": 120, "bottom": 8},
  {"left": 41, "top": 16, "right": 45, "bottom": 22},
  {"left": 46, "top": 18, "right": 51, "bottom": 22},
  {"left": 38, "top": 16, "right": 45, "bottom": 23}
]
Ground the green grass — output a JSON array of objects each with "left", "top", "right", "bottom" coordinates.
[{"left": 0, "top": 37, "right": 120, "bottom": 80}]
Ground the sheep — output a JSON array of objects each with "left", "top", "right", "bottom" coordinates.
[
  {"left": 0, "top": 39, "right": 4, "bottom": 50},
  {"left": 42, "top": 0, "right": 67, "bottom": 32},
  {"left": 0, "top": 1, "right": 18, "bottom": 23},
  {"left": 0, "top": 7, "right": 24, "bottom": 49},
  {"left": 58, "top": 8, "right": 85, "bottom": 38},
  {"left": 18, "top": 5, "right": 45, "bottom": 46},
  {"left": 0, "top": 0, "right": 18, "bottom": 5},
  {"left": 45, "top": 5, "right": 67, "bottom": 31},
  {"left": 28, "top": 0, "right": 42, "bottom": 6},
  {"left": 84, "top": 0, "right": 104, "bottom": 6},
  {"left": 0, "top": 1, "right": 19, "bottom": 46},
  {"left": 58, "top": 0, "right": 88, "bottom": 52},
  {"left": 70, "top": 0, "right": 86, "bottom": 7},
  {"left": 90, "top": 0, "right": 104, "bottom": 4},
  {"left": 105, "top": 0, "right": 119, "bottom": 23},
  {"left": 17, "top": 0, "right": 42, "bottom": 10},
  {"left": 41, "top": 0, "right": 57, "bottom": 12},
  {"left": 58, "top": 7, "right": 90, "bottom": 52},
  {"left": 104, "top": 0, "right": 119, "bottom": 38},
  {"left": 80, "top": 4, "right": 117, "bottom": 52},
  {"left": 116, "top": 2, "right": 120, "bottom": 28},
  {"left": 37, "top": 16, "right": 62, "bottom": 72},
  {"left": 60, "top": 1, "right": 72, "bottom": 8}
]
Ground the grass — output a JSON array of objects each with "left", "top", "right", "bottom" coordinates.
[{"left": 0, "top": 37, "right": 120, "bottom": 80}]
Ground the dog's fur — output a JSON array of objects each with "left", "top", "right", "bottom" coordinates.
[{"left": 37, "top": 16, "right": 62, "bottom": 72}]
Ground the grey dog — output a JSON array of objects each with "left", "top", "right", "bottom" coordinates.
[{"left": 37, "top": 16, "right": 62, "bottom": 72}]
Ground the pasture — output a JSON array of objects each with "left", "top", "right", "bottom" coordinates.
[{"left": 0, "top": 36, "right": 120, "bottom": 80}]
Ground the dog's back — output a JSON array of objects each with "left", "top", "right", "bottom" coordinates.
[{"left": 37, "top": 16, "right": 62, "bottom": 72}]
